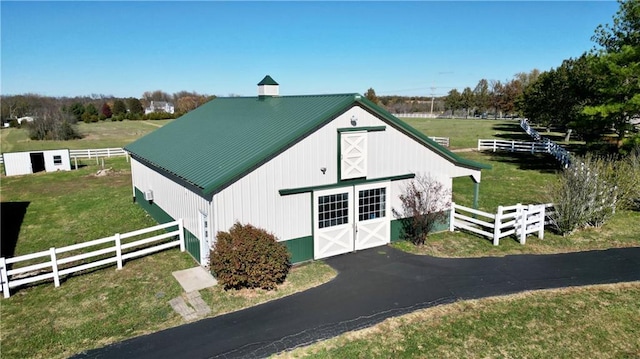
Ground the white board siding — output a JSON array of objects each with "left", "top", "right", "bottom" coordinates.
[
  {"left": 3, "top": 152, "right": 32, "bottom": 176},
  {"left": 213, "top": 105, "right": 480, "bottom": 243},
  {"left": 3, "top": 150, "right": 71, "bottom": 176},
  {"left": 130, "top": 158, "right": 211, "bottom": 247}
]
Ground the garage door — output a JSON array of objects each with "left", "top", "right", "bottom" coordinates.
[{"left": 313, "top": 182, "right": 390, "bottom": 259}]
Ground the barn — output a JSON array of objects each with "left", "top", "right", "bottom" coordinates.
[
  {"left": 3, "top": 149, "right": 72, "bottom": 176},
  {"left": 124, "top": 76, "right": 488, "bottom": 265}
]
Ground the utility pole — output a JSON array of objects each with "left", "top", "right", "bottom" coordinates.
[{"left": 430, "top": 86, "right": 436, "bottom": 116}]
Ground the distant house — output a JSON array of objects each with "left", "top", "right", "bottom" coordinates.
[
  {"left": 125, "top": 76, "right": 489, "bottom": 265},
  {"left": 144, "top": 101, "right": 175, "bottom": 115},
  {"left": 17, "top": 117, "right": 35, "bottom": 125}
]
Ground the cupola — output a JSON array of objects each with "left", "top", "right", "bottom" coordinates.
[{"left": 257, "top": 75, "right": 279, "bottom": 97}]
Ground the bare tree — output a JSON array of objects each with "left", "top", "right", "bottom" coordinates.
[{"left": 392, "top": 174, "right": 452, "bottom": 245}]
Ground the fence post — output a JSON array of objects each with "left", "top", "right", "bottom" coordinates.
[
  {"left": 449, "top": 203, "right": 455, "bottom": 232},
  {"left": 531, "top": 142, "right": 535, "bottom": 154},
  {"left": 493, "top": 140, "right": 496, "bottom": 152},
  {"left": 50, "top": 248, "right": 60, "bottom": 288},
  {"left": 538, "top": 206, "right": 545, "bottom": 240},
  {"left": 107, "top": 148, "right": 111, "bottom": 157},
  {"left": 511, "top": 141, "right": 515, "bottom": 152},
  {"left": 1, "top": 257, "right": 10, "bottom": 298},
  {"left": 519, "top": 206, "right": 529, "bottom": 245},
  {"left": 178, "top": 218, "right": 186, "bottom": 252},
  {"left": 493, "top": 206, "right": 502, "bottom": 246},
  {"left": 115, "top": 233, "right": 123, "bottom": 270}
]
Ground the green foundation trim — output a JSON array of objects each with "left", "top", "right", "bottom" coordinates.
[
  {"left": 134, "top": 187, "right": 201, "bottom": 263},
  {"left": 282, "top": 236, "right": 314, "bottom": 263}
]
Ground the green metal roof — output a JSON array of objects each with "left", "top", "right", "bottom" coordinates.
[
  {"left": 257, "top": 75, "right": 278, "bottom": 86},
  {"left": 125, "top": 93, "right": 488, "bottom": 197}
]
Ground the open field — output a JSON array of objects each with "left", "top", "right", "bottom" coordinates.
[
  {"left": 1, "top": 118, "right": 637, "bottom": 358},
  {"left": 400, "top": 117, "right": 585, "bottom": 150},
  {"left": 276, "top": 282, "right": 640, "bottom": 359},
  {"left": 0, "top": 120, "right": 173, "bottom": 153}
]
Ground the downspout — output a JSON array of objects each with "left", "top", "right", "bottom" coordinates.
[{"left": 473, "top": 181, "right": 480, "bottom": 210}]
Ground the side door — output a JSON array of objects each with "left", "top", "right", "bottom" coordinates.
[
  {"left": 313, "top": 187, "right": 354, "bottom": 259},
  {"left": 354, "top": 182, "right": 391, "bottom": 251}
]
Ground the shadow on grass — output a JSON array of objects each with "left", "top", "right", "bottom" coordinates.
[
  {"left": 486, "top": 151, "right": 562, "bottom": 173},
  {"left": 1, "top": 202, "right": 30, "bottom": 259}
]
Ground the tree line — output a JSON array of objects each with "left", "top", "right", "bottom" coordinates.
[{"left": 518, "top": 0, "right": 639, "bottom": 151}]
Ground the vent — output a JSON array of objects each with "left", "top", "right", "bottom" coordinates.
[{"left": 144, "top": 190, "right": 154, "bottom": 201}]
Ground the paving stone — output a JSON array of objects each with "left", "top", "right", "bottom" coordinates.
[
  {"left": 168, "top": 297, "right": 198, "bottom": 321},
  {"left": 185, "top": 291, "right": 211, "bottom": 316}
]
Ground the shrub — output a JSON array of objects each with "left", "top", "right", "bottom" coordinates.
[
  {"left": 210, "top": 222, "right": 290, "bottom": 290},
  {"left": 392, "top": 174, "right": 451, "bottom": 246},
  {"left": 549, "top": 154, "right": 618, "bottom": 235}
]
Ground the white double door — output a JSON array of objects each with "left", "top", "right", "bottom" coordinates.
[{"left": 313, "top": 182, "right": 391, "bottom": 260}]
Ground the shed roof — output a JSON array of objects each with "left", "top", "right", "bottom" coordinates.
[{"left": 125, "top": 93, "right": 488, "bottom": 196}]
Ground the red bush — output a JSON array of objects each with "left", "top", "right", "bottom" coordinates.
[{"left": 210, "top": 223, "right": 290, "bottom": 290}]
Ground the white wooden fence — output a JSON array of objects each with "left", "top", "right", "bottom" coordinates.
[
  {"left": 520, "top": 119, "right": 572, "bottom": 167},
  {"left": 0, "top": 219, "right": 184, "bottom": 298},
  {"left": 429, "top": 137, "right": 450, "bottom": 147},
  {"left": 69, "top": 148, "right": 127, "bottom": 159},
  {"left": 450, "top": 202, "right": 553, "bottom": 245},
  {"left": 478, "top": 139, "right": 553, "bottom": 154}
]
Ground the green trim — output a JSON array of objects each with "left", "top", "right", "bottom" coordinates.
[
  {"left": 392, "top": 210, "right": 451, "bottom": 242},
  {"left": 337, "top": 129, "right": 342, "bottom": 183},
  {"left": 279, "top": 173, "right": 415, "bottom": 196},
  {"left": 337, "top": 126, "right": 386, "bottom": 133},
  {"left": 282, "top": 236, "right": 314, "bottom": 263},
  {"left": 473, "top": 181, "right": 480, "bottom": 210},
  {"left": 390, "top": 219, "right": 403, "bottom": 242},
  {"left": 134, "top": 187, "right": 201, "bottom": 263}
]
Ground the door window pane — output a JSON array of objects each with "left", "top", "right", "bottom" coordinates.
[
  {"left": 318, "top": 193, "right": 349, "bottom": 228},
  {"left": 358, "top": 187, "right": 386, "bottom": 221}
]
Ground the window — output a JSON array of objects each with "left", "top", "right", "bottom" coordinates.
[
  {"left": 53, "top": 155, "right": 62, "bottom": 165},
  {"left": 358, "top": 187, "right": 386, "bottom": 221},
  {"left": 318, "top": 193, "right": 349, "bottom": 229}
]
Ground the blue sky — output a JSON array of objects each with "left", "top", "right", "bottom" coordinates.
[{"left": 1, "top": 1, "right": 620, "bottom": 98}]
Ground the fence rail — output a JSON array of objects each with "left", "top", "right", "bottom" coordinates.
[
  {"left": 69, "top": 148, "right": 127, "bottom": 159},
  {"left": 478, "top": 139, "right": 553, "bottom": 154},
  {"left": 429, "top": 137, "right": 450, "bottom": 147},
  {"left": 0, "top": 219, "right": 184, "bottom": 298},
  {"left": 520, "top": 119, "right": 572, "bottom": 167},
  {"left": 450, "top": 202, "right": 552, "bottom": 245}
]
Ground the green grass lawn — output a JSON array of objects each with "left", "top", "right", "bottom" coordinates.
[
  {"left": 400, "top": 117, "right": 585, "bottom": 150},
  {"left": 277, "top": 282, "right": 640, "bottom": 359},
  {"left": 0, "top": 120, "right": 172, "bottom": 153}
]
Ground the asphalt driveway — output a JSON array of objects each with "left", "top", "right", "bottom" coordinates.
[{"left": 72, "top": 246, "right": 640, "bottom": 359}]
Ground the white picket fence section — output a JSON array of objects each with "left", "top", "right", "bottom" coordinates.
[
  {"left": 429, "top": 136, "right": 450, "bottom": 147},
  {"left": 0, "top": 219, "right": 184, "bottom": 298},
  {"left": 520, "top": 119, "right": 572, "bottom": 167},
  {"left": 450, "top": 202, "right": 553, "bottom": 245},
  {"left": 69, "top": 148, "right": 127, "bottom": 159}
]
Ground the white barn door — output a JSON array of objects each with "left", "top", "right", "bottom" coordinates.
[
  {"left": 341, "top": 132, "right": 367, "bottom": 180},
  {"left": 355, "top": 182, "right": 391, "bottom": 251},
  {"left": 313, "top": 187, "right": 354, "bottom": 259}
]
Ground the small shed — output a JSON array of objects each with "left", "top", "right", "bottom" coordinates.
[
  {"left": 2, "top": 149, "right": 72, "bottom": 176},
  {"left": 125, "top": 76, "right": 489, "bottom": 265}
]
